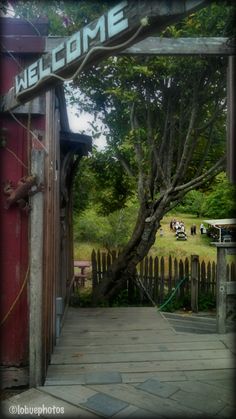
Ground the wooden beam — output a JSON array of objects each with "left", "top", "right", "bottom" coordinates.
[
  {"left": 120, "top": 37, "right": 235, "bottom": 56},
  {"left": 1, "top": 0, "right": 209, "bottom": 112},
  {"left": 29, "top": 149, "right": 44, "bottom": 387},
  {"left": 227, "top": 56, "right": 236, "bottom": 184}
]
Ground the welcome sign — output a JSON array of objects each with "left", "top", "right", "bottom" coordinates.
[
  {"left": 1, "top": 0, "right": 208, "bottom": 111},
  {"left": 15, "top": 1, "right": 129, "bottom": 95}
]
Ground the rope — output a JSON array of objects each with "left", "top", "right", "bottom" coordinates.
[
  {"left": 5, "top": 147, "right": 28, "bottom": 170},
  {"left": 0, "top": 266, "right": 29, "bottom": 327},
  {"left": 9, "top": 111, "right": 49, "bottom": 154},
  {"left": 135, "top": 276, "right": 156, "bottom": 307},
  {"left": 16, "top": 19, "right": 149, "bottom": 100}
]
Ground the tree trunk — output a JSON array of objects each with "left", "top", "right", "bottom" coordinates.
[{"left": 92, "top": 204, "right": 161, "bottom": 305}]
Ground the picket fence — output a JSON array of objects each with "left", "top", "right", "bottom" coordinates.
[{"left": 91, "top": 249, "right": 236, "bottom": 305}]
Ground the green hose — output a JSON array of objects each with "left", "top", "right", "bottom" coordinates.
[{"left": 157, "top": 277, "right": 188, "bottom": 311}]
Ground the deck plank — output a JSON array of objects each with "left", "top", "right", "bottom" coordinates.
[
  {"left": 47, "top": 357, "right": 234, "bottom": 376},
  {"left": 45, "top": 307, "right": 235, "bottom": 417},
  {"left": 52, "top": 340, "right": 226, "bottom": 354},
  {"left": 50, "top": 349, "right": 232, "bottom": 365}
]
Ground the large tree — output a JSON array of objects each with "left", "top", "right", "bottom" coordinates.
[
  {"left": 70, "top": 0, "right": 234, "bottom": 304},
  {"left": 76, "top": 52, "right": 227, "bottom": 304}
]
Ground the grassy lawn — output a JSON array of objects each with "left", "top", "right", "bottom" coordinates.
[
  {"left": 151, "top": 213, "right": 216, "bottom": 261},
  {"left": 74, "top": 213, "right": 217, "bottom": 262}
]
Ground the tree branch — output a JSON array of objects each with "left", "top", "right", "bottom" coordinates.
[
  {"left": 172, "top": 96, "right": 197, "bottom": 185},
  {"left": 174, "top": 155, "right": 226, "bottom": 193},
  {"left": 130, "top": 103, "right": 145, "bottom": 200},
  {"left": 146, "top": 106, "right": 169, "bottom": 190},
  {"left": 194, "top": 123, "right": 214, "bottom": 177},
  {"left": 195, "top": 99, "right": 226, "bottom": 133}
]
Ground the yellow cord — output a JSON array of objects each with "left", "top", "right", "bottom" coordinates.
[
  {"left": 0, "top": 266, "right": 29, "bottom": 327},
  {"left": 5, "top": 147, "right": 28, "bottom": 170},
  {"left": 9, "top": 111, "right": 49, "bottom": 154}
]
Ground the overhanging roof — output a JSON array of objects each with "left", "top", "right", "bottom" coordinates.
[{"left": 204, "top": 219, "right": 236, "bottom": 227}]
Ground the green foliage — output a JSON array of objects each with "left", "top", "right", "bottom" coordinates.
[
  {"left": 70, "top": 286, "right": 150, "bottom": 308},
  {"left": 198, "top": 293, "right": 216, "bottom": 311},
  {"left": 175, "top": 172, "right": 236, "bottom": 218},
  {"left": 13, "top": 1, "right": 112, "bottom": 35},
  {"left": 73, "top": 152, "right": 135, "bottom": 215},
  {"left": 160, "top": 293, "right": 191, "bottom": 312},
  {"left": 163, "top": 1, "right": 235, "bottom": 37},
  {"left": 70, "top": 286, "right": 216, "bottom": 310},
  {"left": 202, "top": 173, "right": 236, "bottom": 218},
  {"left": 176, "top": 190, "right": 205, "bottom": 217},
  {"left": 74, "top": 198, "right": 138, "bottom": 250},
  {"left": 160, "top": 291, "right": 216, "bottom": 313},
  {"left": 70, "top": 288, "right": 93, "bottom": 307},
  {"left": 111, "top": 289, "right": 129, "bottom": 307}
]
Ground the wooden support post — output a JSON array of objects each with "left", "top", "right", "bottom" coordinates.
[
  {"left": 216, "top": 246, "right": 227, "bottom": 334},
  {"left": 29, "top": 149, "right": 44, "bottom": 387},
  {"left": 227, "top": 56, "right": 236, "bottom": 183},
  {"left": 191, "top": 255, "right": 199, "bottom": 313}
]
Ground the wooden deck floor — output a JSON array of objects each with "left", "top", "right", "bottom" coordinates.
[{"left": 43, "top": 307, "right": 235, "bottom": 417}]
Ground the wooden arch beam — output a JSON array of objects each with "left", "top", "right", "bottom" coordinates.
[{"left": 1, "top": 0, "right": 209, "bottom": 112}]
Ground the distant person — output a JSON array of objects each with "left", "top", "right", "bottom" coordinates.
[
  {"left": 160, "top": 228, "right": 164, "bottom": 237},
  {"left": 200, "top": 223, "right": 204, "bottom": 234},
  {"left": 175, "top": 221, "right": 180, "bottom": 231},
  {"left": 190, "top": 225, "right": 194, "bottom": 236},
  {"left": 193, "top": 224, "right": 196, "bottom": 235}
]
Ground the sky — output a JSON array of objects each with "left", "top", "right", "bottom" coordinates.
[{"left": 67, "top": 106, "right": 107, "bottom": 151}]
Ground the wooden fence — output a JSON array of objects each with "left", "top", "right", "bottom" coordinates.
[{"left": 91, "top": 249, "right": 236, "bottom": 306}]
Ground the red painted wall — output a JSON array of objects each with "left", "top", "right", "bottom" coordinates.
[{"left": 0, "top": 18, "right": 47, "bottom": 366}]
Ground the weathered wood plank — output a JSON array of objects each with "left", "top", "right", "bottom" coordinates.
[
  {"left": 39, "top": 385, "right": 98, "bottom": 405},
  {"left": 185, "top": 369, "right": 236, "bottom": 381},
  {"left": 44, "top": 369, "right": 235, "bottom": 386},
  {"left": 52, "top": 340, "right": 226, "bottom": 354},
  {"left": 121, "top": 371, "right": 187, "bottom": 383},
  {"left": 57, "top": 332, "right": 227, "bottom": 346},
  {"left": 120, "top": 37, "right": 235, "bottom": 56},
  {"left": 227, "top": 55, "right": 236, "bottom": 183},
  {"left": 169, "top": 380, "right": 234, "bottom": 405},
  {"left": 46, "top": 357, "right": 235, "bottom": 375},
  {"left": 50, "top": 348, "right": 232, "bottom": 364},
  {"left": 0, "top": 367, "right": 28, "bottom": 389},
  {"left": 29, "top": 149, "right": 44, "bottom": 387}
]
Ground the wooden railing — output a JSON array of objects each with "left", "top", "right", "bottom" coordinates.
[{"left": 91, "top": 249, "right": 236, "bottom": 306}]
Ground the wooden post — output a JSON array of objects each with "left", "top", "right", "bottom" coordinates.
[
  {"left": 227, "top": 56, "right": 236, "bottom": 183},
  {"left": 91, "top": 249, "right": 98, "bottom": 289},
  {"left": 29, "top": 149, "right": 44, "bottom": 387},
  {"left": 191, "top": 255, "right": 199, "bottom": 313},
  {"left": 216, "top": 245, "right": 227, "bottom": 334}
]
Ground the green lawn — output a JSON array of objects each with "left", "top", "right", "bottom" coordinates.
[
  {"left": 151, "top": 213, "right": 217, "bottom": 262},
  {"left": 74, "top": 213, "right": 218, "bottom": 262}
]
